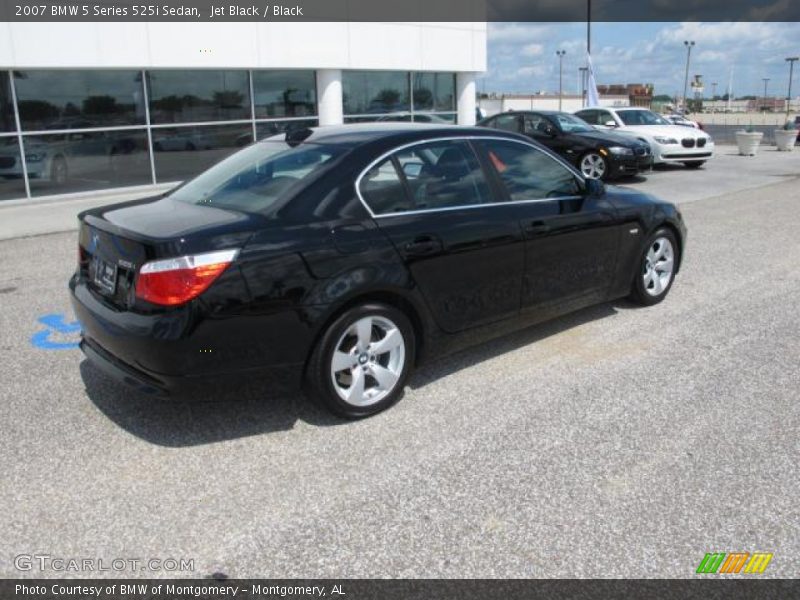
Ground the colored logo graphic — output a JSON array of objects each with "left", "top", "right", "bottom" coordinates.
[
  {"left": 30, "top": 313, "right": 81, "bottom": 350},
  {"left": 696, "top": 552, "right": 773, "bottom": 574}
]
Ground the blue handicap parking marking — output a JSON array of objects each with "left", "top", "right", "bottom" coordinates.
[{"left": 31, "top": 313, "right": 81, "bottom": 350}]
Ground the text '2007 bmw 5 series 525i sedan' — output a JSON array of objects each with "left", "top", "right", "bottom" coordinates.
[{"left": 70, "top": 123, "right": 686, "bottom": 418}]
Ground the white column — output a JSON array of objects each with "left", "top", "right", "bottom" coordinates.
[
  {"left": 316, "top": 69, "right": 343, "bottom": 126},
  {"left": 456, "top": 72, "right": 477, "bottom": 126}
]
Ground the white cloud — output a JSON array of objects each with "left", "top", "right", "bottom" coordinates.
[{"left": 521, "top": 43, "right": 544, "bottom": 57}]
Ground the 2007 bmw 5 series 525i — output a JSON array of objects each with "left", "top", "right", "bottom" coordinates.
[{"left": 70, "top": 123, "right": 686, "bottom": 419}]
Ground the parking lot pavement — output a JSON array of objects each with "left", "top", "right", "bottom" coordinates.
[
  {"left": 1, "top": 152, "right": 798, "bottom": 578},
  {"left": 620, "top": 146, "right": 800, "bottom": 204}
]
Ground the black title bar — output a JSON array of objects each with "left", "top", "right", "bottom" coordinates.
[
  {"left": 1, "top": 0, "right": 799, "bottom": 22},
  {"left": 3, "top": 579, "right": 800, "bottom": 600}
]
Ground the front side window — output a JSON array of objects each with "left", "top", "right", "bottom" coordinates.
[
  {"left": 475, "top": 139, "right": 581, "bottom": 201},
  {"left": 554, "top": 113, "right": 593, "bottom": 133},
  {"left": 522, "top": 114, "right": 552, "bottom": 135},
  {"left": 359, "top": 140, "right": 491, "bottom": 216},
  {"left": 617, "top": 110, "right": 670, "bottom": 126}
]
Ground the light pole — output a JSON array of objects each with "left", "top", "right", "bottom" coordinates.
[
  {"left": 762, "top": 78, "right": 770, "bottom": 113},
  {"left": 787, "top": 57, "right": 799, "bottom": 116},
  {"left": 556, "top": 50, "right": 566, "bottom": 111},
  {"left": 682, "top": 40, "right": 695, "bottom": 113}
]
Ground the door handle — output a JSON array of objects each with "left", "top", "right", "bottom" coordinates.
[
  {"left": 404, "top": 235, "right": 443, "bottom": 257},
  {"left": 524, "top": 221, "right": 550, "bottom": 235}
]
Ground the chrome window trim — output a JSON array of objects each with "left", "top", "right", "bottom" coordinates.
[{"left": 354, "top": 135, "right": 586, "bottom": 219}]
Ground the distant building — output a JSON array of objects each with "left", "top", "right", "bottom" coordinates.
[
  {"left": 478, "top": 93, "right": 629, "bottom": 116},
  {"left": 596, "top": 83, "right": 654, "bottom": 108}
]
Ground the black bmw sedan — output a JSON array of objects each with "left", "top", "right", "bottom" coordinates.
[
  {"left": 70, "top": 124, "right": 685, "bottom": 418},
  {"left": 478, "top": 110, "right": 652, "bottom": 181}
]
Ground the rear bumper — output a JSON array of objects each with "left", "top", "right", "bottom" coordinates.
[{"left": 70, "top": 273, "right": 307, "bottom": 398}]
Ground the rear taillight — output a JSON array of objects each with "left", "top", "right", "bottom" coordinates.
[
  {"left": 135, "top": 249, "right": 239, "bottom": 306},
  {"left": 78, "top": 244, "right": 88, "bottom": 266}
]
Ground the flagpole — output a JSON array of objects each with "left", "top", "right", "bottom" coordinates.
[
  {"left": 586, "top": 0, "right": 591, "bottom": 107},
  {"left": 587, "top": 0, "right": 591, "bottom": 55}
]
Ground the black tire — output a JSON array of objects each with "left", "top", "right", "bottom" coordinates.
[
  {"left": 305, "top": 303, "right": 415, "bottom": 419},
  {"left": 50, "top": 156, "right": 68, "bottom": 184},
  {"left": 629, "top": 228, "right": 680, "bottom": 306},
  {"left": 683, "top": 161, "right": 705, "bottom": 169}
]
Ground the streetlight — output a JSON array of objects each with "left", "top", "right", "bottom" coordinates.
[
  {"left": 762, "top": 78, "right": 770, "bottom": 113},
  {"left": 556, "top": 50, "right": 566, "bottom": 111},
  {"left": 787, "top": 57, "right": 799, "bottom": 116},
  {"left": 682, "top": 40, "right": 695, "bottom": 113}
]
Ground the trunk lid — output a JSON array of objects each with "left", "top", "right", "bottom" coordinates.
[{"left": 78, "top": 196, "right": 261, "bottom": 309}]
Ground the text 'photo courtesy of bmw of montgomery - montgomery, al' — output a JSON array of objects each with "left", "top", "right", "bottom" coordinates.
[{"left": 70, "top": 123, "right": 686, "bottom": 419}]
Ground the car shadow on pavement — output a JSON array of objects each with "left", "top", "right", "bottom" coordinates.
[{"left": 82, "top": 301, "right": 620, "bottom": 447}]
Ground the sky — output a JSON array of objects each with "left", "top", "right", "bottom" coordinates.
[{"left": 479, "top": 22, "right": 800, "bottom": 99}]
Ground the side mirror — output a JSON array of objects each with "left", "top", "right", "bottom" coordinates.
[
  {"left": 546, "top": 125, "right": 559, "bottom": 137},
  {"left": 585, "top": 178, "right": 605, "bottom": 197},
  {"left": 604, "top": 120, "right": 618, "bottom": 128}
]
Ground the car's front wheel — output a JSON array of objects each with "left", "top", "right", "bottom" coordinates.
[
  {"left": 630, "top": 228, "right": 679, "bottom": 306},
  {"left": 579, "top": 152, "right": 608, "bottom": 180},
  {"left": 306, "top": 303, "right": 415, "bottom": 419}
]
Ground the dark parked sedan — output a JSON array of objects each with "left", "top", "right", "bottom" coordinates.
[
  {"left": 478, "top": 110, "right": 652, "bottom": 180},
  {"left": 70, "top": 124, "right": 686, "bottom": 418}
]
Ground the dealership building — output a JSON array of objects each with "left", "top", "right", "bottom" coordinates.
[{"left": 0, "top": 22, "right": 486, "bottom": 202}]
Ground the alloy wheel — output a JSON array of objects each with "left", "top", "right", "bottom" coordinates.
[
  {"left": 642, "top": 237, "right": 675, "bottom": 297},
  {"left": 330, "top": 315, "right": 406, "bottom": 407},
  {"left": 580, "top": 153, "right": 607, "bottom": 179}
]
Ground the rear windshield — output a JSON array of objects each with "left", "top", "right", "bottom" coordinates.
[{"left": 169, "top": 139, "right": 344, "bottom": 214}]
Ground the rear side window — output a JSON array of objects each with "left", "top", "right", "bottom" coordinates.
[
  {"left": 359, "top": 140, "right": 492, "bottom": 216},
  {"left": 475, "top": 139, "right": 581, "bottom": 201},
  {"left": 359, "top": 159, "right": 413, "bottom": 215},
  {"left": 491, "top": 114, "right": 521, "bottom": 133}
]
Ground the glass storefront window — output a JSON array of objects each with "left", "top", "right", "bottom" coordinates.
[
  {"left": 256, "top": 118, "right": 318, "bottom": 140},
  {"left": 413, "top": 72, "right": 456, "bottom": 112},
  {"left": 24, "top": 129, "right": 151, "bottom": 197},
  {"left": 147, "top": 70, "right": 250, "bottom": 124},
  {"left": 253, "top": 71, "right": 316, "bottom": 119},
  {"left": 0, "top": 137, "right": 27, "bottom": 200},
  {"left": 13, "top": 70, "right": 145, "bottom": 131},
  {"left": 343, "top": 71, "right": 410, "bottom": 115},
  {"left": 152, "top": 123, "right": 253, "bottom": 182},
  {"left": 2, "top": 72, "right": 15, "bottom": 132}
]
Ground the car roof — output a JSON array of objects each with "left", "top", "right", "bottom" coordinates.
[
  {"left": 489, "top": 110, "right": 565, "bottom": 116},
  {"left": 266, "top": 123, "right": 523, "bottom": 148}
]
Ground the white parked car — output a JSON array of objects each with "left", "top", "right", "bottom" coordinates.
[{"left": 574, "top": 107, "right": 714, "bottom": 169}]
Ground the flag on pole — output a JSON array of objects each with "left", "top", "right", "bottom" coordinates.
[{"left": 586, "top": 53, "right": 600, "bottom": 107}]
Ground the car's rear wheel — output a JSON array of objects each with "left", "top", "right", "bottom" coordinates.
[
  {"left": 306, "top": 303, "right": 415, "bottom": 419},
  {"left": 630, "top": 228, "right": 679, "bottom": 306},
  {"left": 580, "top": 152, "right": 608, "bottom": 180},
  {"left": 683, "top": 161, "right": 705, "bottom": 169}
]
